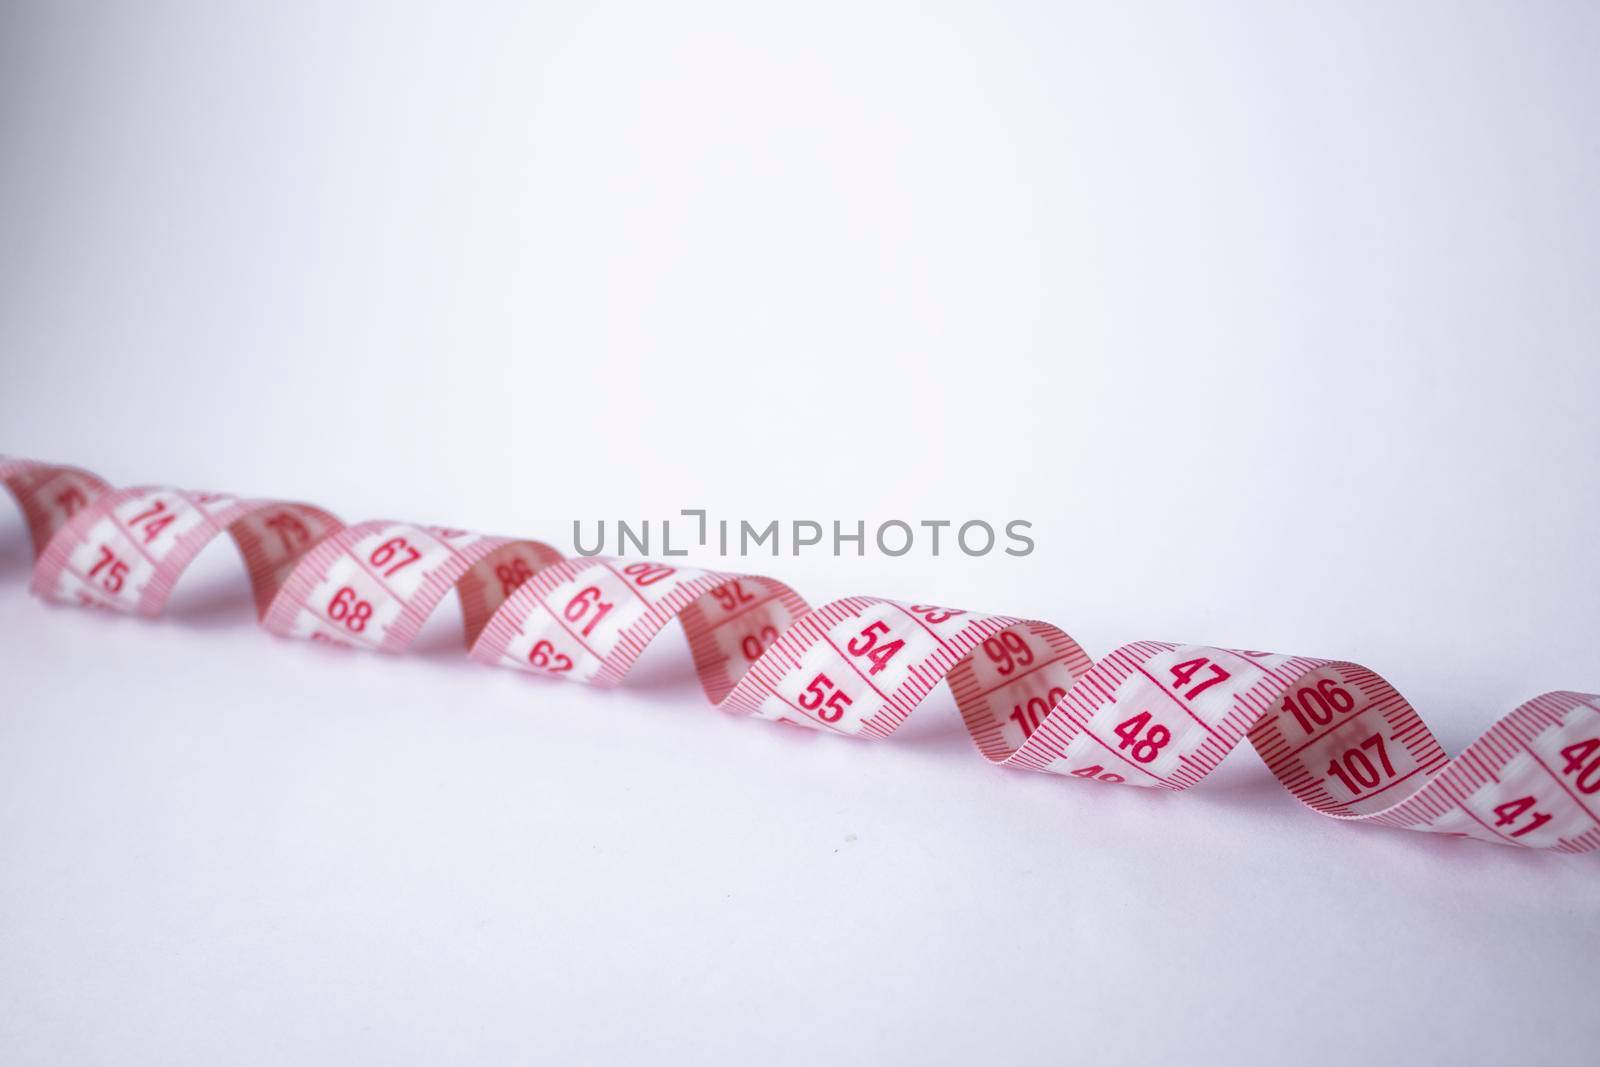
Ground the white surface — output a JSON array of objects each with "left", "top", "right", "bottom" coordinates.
[{"left": 2, "top": 2, "right": 1597, "bottom": 1064}]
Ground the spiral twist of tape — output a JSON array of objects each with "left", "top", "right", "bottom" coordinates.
[{"left": 5, "top": 456, "right": 1597, "bottom": 855}]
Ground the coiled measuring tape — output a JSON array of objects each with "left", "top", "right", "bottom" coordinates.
[{"left": 4, "top": 455, "right": 1598, "bottom": 855}]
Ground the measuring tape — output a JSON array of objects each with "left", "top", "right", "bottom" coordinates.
[{"left": 4, "top": 455, "right": 1598, "bottom": 855}]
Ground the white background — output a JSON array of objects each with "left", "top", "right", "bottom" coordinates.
[{"left": 2, "top": 2, "right": 1597, "bottom": 1063}]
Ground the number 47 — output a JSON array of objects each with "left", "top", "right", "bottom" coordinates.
[{"left": 1168, "top": 657, "right": 1229, "bottom": 700}]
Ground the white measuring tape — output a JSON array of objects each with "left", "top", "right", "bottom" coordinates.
[{"left": 5, "top": 455, "right": 1598, "bottom": 854}]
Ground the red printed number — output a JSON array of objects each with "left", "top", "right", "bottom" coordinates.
[
  {"left": 125, "top": 499, "right": 176, "bottom": 543},
  {"left": 327, "top": 586, "right": 372, "bottom": 632},
  {"left": 1560, "top": 737, "right": 1600, "bottom": 795},
  {"left": 741, "top": 625, "right": 778, "bottom": 662},
  {"left": 622, "top": 562, "right": 675, "bottom": 587},
  {"left": 369, "top": 537, "right": 421, "bottom": 577},
  {"left": 908, "top": 604, "right": 964, "bottom": 625},
  {"left": 55, "top": 486, "right": 87, "bottom": 516},
  {"left": 495, "top": 558, "right": 533, "bottom": 596},
  {"left": 265, "top": 512, "right": 311, "bottom": 551},
  {"left": 1492, "top": 796, "right": 1553, "bottom": 838},
  {"left": 1326, "top": 732, "right": 1396, "bottom": 795},
  {"left": 1167, "top": 657, "right": 1229, "bottom": 700},
  {"left": 711, "top": 581, "right": 755, "bottom": 612},
  {"left": 1282, "top": 679, "right": 1357, "bottom": 734},
  {"left": 984, "top": 632, "right": 1034, "bottom": 676},
  {"left": 564, "top": 586, "right": 614, "bottom": 639},
  {"left": 87, "top": 545, "right": 129, "bottom": 593},
  {"left": 1010, "top": 686, "right": 1065, "bottom": 738},
  {"left": 846, "top": 621, "right": 904, "bottom": 675},
  {"left": 798, "top": 672, "right": 853, "bottom": 723},
  {"left": 1114, "top": 711, "right": 1171, "bottom": 763},
  {"left": 528, "top": 640, "right": 573, "bottom": 673}
]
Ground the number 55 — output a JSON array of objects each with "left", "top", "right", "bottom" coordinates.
[{"left": 797, "top": 672, "right": 853, "bottom": 723}]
